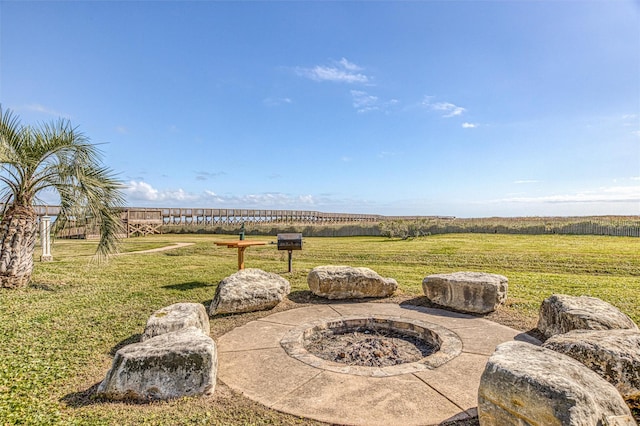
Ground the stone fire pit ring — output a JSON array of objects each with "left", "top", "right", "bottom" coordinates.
[{"left": 280, "top": 315, "right": 463, "bottom": 377}]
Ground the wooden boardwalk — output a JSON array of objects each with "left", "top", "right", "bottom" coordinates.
[
  {"left": 155, "top": 208, "right": 389, "bottom": 225},
  {"left": 29, "top": 206, "right": 640, "bottom": 238},
  {"left": 35, "top": 206, "right": 393, "bottom": 224},
  {"left": 32, "top": 206, "right": 435, "bottom": 238}
]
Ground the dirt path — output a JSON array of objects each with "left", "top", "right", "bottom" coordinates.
[{"left": 116, "top": 242, "right": 195, "bottom": 255}]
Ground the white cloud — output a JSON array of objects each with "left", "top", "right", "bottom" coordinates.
[
  {"left": 22, "top": 104, "right": 70, "bottom": 118},
  {"left": 115, "top": 125, "right": 128, "bottom": 134},
  {"left": 339, "top": 57, "right": 362, "bottom": 71},
  {"left": 126, "top": 181, "right": 160, "bottom": 201},
  {"left": 498, "top": 185, "right": 640, "bottom": 204},
  {"left": 204, "top": 191, "right": 369, "bottom": 210},
  {"left": 514, "top": 180, "right": 540, "bottom": 184},
  {"left": 125, "top": 181, "right": 199, "bottom": 203},
  {"left": 351, "top": 90, "right": 379, "bottom": 113},
  {"left": 350, "top": 90, "right": 398, "bottom": 114},
  {"left": 263, "top": 97, "right": 292, "bottom": 107},
  {"left": 461, "top": 122, "right": 477, "bottom": 128},
  {"left": 422, "top": 96, "right": 466, "bottom": 118},
  {"left": 124, "top": 181, "right": 352, "bottom": 209},
  {"left": 296, "top": 58, "right": 370, "bottom": 84},
  {"left": 199, "top": 191, "right": 321, "bottom": 208},
  {"left": 240, "top": 193, "right": 317, "bottom": 206},
  {"left": 195, "top": 171, "right": 226, "bottom": 181},
  {"left": 378, "top": 151, "right": 400, "bottom": 158},
  {"left": 203, "top": 190, "right": 225, "bottom": 203},
  {"left": 432, "top": 102, "right": 465, "bottom": 117},
  {"left": 304, "top": 66, "right": 369, "bottom": 83}
]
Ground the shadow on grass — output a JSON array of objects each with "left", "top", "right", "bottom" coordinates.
[
  {"left": 161, "top": 281, "right": 215, "bottom": 291},
  {"left": 61, "top": 382, "right": 161, "bottom": 407},
  {"left": 200, "top": 299, "right": 213, "bottom": 312},
  {"left": 109, "top": 333, "right": 142, "bottom": 356},
  {"left": 28, "top": 282, "right": 57, "bottom": 291},
  {"left": 61, "top": 382, "right": 102, "bottom": 408}
]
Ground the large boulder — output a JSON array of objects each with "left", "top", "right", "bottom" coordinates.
[
  {"left": 307, "top": 265, "right": 397, "bottom": 299},
  {"left": 209, "top": 268, "right": 290, "bottom": 315},
  {"left": 478, "top": 341, "right": 636, "bottom": 426},
  {"left": 421, "top": 271, "right": 507, "bottom": 314},
  {"left": 543, "top": 329, "right": 640, "bottom": 401},
  {"left": 537, "top": 294, "right": 638, "bottom": 339},
  {"left": 97, "top": 328, "right": 217, "bottom": 401},
  {"left": 142, "top": 302, "right": 210, "bottom": 341}
]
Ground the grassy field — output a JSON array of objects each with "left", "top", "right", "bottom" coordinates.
[{"left": 1, "top": 233, "right": 638, "bottom": 425}]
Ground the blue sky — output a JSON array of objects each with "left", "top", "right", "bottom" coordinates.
[{"left": 1, "top": 0, "right": 639, "bottom": 218}]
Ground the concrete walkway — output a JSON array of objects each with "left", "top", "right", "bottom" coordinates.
[
  {"left": 217, "top": 303, "right": 540, "bottom": 426},
  {"left": 116, "top": 242, "right": 195, "bottom": 256}
]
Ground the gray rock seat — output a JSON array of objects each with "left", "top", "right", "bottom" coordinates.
[
  {"left": 142, "top": 302, "right": 210, "bottom": 341},
  {"left": 537, "top": 294, "right": 638, "bottom": 338},
  {"left": 421, "top": 271, "right": 507, "bottom": 314},
  {"left": 97, "top": 327, "right": 217, "bottom": 401},
  {"left": 307, "top": 265, "right": 397, "bottom": 299},
  {"left": 543, "top": 329, "right": 640, "bottom": 401},
  {"left": 478, "top": 341, "right": 635, "bottom": 426},
  {"left": 209, "top": 268, "right": 290, "bottom": 315}
]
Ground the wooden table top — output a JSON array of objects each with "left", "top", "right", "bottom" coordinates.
[{"left": 214, "top": 240, "right": 267, "bottom": 248}]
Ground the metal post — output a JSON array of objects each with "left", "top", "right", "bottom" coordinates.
[
  {"left": 40, "top": 216, "right": 53, "bottom": 262},
  {"left": 287, "top": 250, "right": 293, "bottom": 273},
  {"left": 239, "top": 222, "right": 245, "bottom": 240}
]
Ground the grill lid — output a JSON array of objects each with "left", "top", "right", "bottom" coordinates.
[{"left": 277, "top": 233, "right": 303, "bottom": 250}]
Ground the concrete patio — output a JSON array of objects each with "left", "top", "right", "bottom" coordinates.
[{"left": 216, "top": 302, "right": 540, "bottom": 426}]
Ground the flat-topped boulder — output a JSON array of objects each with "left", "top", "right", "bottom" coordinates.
[
  {"left": 543, "top": 329, "right": 640, "bottom": 401},
  {"left": 142, "top": 302, "right": 210, "bottom": 341},
  {"left": 307, "top": 265, "right": 397, "bottom": 299},
  {"left": 537, "top": 294, "right": 638, "bottom": 338},
  {"left": 97, "top": 327, "right": 217, "bottom": 401},
  {"left": 422, "top": 271, "right": 507, "bottom": 314},
  {"left": 209, "top": 268, "right": 290, "bottom": 315},
  {"left": 478, "top": 341, "right": 635, "bottom": 426}
]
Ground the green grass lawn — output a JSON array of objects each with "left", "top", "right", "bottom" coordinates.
[{"left": 1, "top": 233, "right": 638, "bottom": 425}]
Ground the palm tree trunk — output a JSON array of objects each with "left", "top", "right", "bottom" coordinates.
[{"left": 0, "top": 205, "right": 38, "bottom": 289}]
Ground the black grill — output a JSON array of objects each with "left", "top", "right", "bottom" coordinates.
[{"left": 277, "top": 233, "right": 303, "bottom": 251}]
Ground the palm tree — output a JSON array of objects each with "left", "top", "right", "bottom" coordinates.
[{"left": 0, "top": 106, "right": 124, "bottom": 289}]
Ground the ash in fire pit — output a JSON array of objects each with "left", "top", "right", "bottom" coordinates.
[
  {"left": 281, "top": 315, "right": 463, "bottom": 377},
  {"left": 306, "top": 326, "right": 437, "bottom": 367}
]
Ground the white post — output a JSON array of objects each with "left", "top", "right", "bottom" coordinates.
[{"left": 40, "top": 216, "right": 53, "bottom": 262}]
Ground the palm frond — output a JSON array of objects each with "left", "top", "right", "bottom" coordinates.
[
  {"left": 0, "top": 107, "right": 24, "bottom": 162},
  {"left": 0, "top": 105, "right": 126, "bottom": 261}
]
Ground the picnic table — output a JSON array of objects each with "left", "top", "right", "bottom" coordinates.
[{"left": 214, "top": 240, "right": 267, "bottom": 270}]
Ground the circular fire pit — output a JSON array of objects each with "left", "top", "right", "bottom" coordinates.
[
  {"left": 306, "top": 324, "right": 437, "bottom": 367},
  {"left": 281, "top": 315, "right": 462, "bottom": 377}
]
